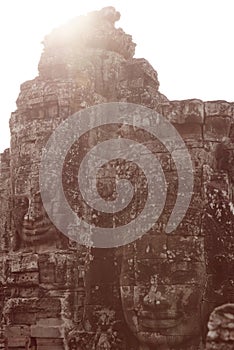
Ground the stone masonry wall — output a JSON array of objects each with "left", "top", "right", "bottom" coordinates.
[
  {"left": 0, "top": 7, "right": 233, "bottom": 350},
  {"left": 206, "top": 304, "right": 234, "bottom": 350}
]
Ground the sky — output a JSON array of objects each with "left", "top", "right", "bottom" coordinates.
[{"left": 0, "top": 0, "right": 234, "bottom": 152}]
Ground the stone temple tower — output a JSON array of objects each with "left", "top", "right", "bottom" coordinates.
[{"left": 0, "top": 6, "right": 233, "bottom": 350}]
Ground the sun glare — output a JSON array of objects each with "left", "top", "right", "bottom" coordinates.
[{"left": 0, "top": 0, "right": 234, "bottom": 152}]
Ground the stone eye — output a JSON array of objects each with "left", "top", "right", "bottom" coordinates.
[
  {"left": 171, "top": 270, "right": 190, "bottom": 283},
  {"left": 14, "top": 196, "right": 29, "bottom": 208}
]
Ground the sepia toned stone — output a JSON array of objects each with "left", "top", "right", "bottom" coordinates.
[
  {"left": 206, "top": 304, "right": 234, "bottom": 350},
  {"left": 204, "top": 101, "right": 234, "bottom": 118},
  {"left": 0, "top": 5, "right": 233, "bottom": 350},
  {"left": 204, "top": 116, "right": 232, "bottom": 141}
]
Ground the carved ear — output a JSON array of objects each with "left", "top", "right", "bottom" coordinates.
[
  {"left": 212, "top": 255, "right": 229, "bottom": 278},
  {"left": 214, "top": 141, "right": 230, "bottom": 171}
]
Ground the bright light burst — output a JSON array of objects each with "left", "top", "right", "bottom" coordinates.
[{"left": 0, "top": 0, "right": 234, "bottom": 152}]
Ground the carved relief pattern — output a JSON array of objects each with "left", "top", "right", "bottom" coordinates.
[{"left": 0, "top": 6, "right": 233, "bottom": 350}]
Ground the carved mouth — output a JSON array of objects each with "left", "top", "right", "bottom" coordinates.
[
  {"left": 138, "top": 311, "right": 181, "bottom": 330},
  {"left": 22, "top": 219, "right": 55, "bottom": 236},
  {"left": 22, "top": 226, "right": 54, "bottom": 236}
]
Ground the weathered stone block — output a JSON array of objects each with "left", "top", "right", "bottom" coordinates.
[
  {"left": 167, "top": 236, "right": 205, "bottom": 262},
  {"left": 10, "top": 254, "right": 38, "bottom": 272},
  {"left": 36, "top": 338, "right": 64, "bottom": 350},
  {"left": 7, "top": 272, "right": 39, "bottom": 286},
  {"left": 135, "top": 234, "right": 167, "bottom": 259},
  {"left": 6, "top": 325, "right": 30, "bottom": 338},
  {"left": 8, "top": 337, "right": 29, "bottom": 348},
  {"left": 31, "top": 325, "right": 63, "bottom": 338},
  {"left": 174, "top": 122, "right": 203, "bottom": 146},
  {"left": 205, "top": 101, "right": 234, "bottom": 118},
  {"left": 204, "top": 116, "right": 231, "bottom": 141},
  {"left": 159, "top": 99, "right": 204, "bottom": 124},
  {"left": 121, "top": 58, "right": 160, "bottom": 90}
]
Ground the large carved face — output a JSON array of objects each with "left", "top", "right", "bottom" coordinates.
[
  {"left": 120, "top": 234, "right": 206, "bottom": 349},
  {"left": 11, "top": 140, "right": 66, "bottom": 249},
  {"left": 10, "top": 98, "right": 68, "bottom": 249},
  {"left": 13, "top": 190, "right": 58, "bottom": 245}
]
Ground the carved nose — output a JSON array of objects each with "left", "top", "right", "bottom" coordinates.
[
  {"left": 143, "top": 286, "right": 170, "bottom": 310},
  {"left": 24, "top": 209, "right": 35, "bottom": 222},
  {"left": 143, "top": 294, "right": 170, "bottom": 309},
  {"left": 24, "top": 199, "right": 38, "bottom": 221}
]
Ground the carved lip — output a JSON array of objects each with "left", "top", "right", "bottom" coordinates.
[
  {"left": 22, "top": 226, "right": 55, "bottom": 236},
  {"left": 138, "top": 311, "right": 181, "bottom": 329},
  {"left": 22, "top": 219, "right": 55, "bottom": 236}
]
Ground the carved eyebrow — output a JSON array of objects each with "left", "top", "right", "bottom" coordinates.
[
  {"left": 172, "top": 269, "right": 192, "bottom": 275},
  {"left": 14, "top": 190, "right": 41, "bottom": 198}
]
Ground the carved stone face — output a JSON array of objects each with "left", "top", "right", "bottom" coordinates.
[
  {"left": 13, "top": 191, "right": 58, "bottom": 244},
  {"left": 120, "top": 235, "right": 206, "bottom": 349},
  {"left": 10, "top": 110, "right": 68, "bottom": 249},
  {"left": 11, "top": 154, "right": 65, "bottom": 248}
]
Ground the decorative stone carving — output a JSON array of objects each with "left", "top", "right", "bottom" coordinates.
[
  {"left": 0, "top": 5, "right": 233, "bottom": 350},
  {"left": 205, "top": 304, "right": 234, "bottom": 350},
  {"left": 120, "top": 233, "right": 206, "bottom": 349}
]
